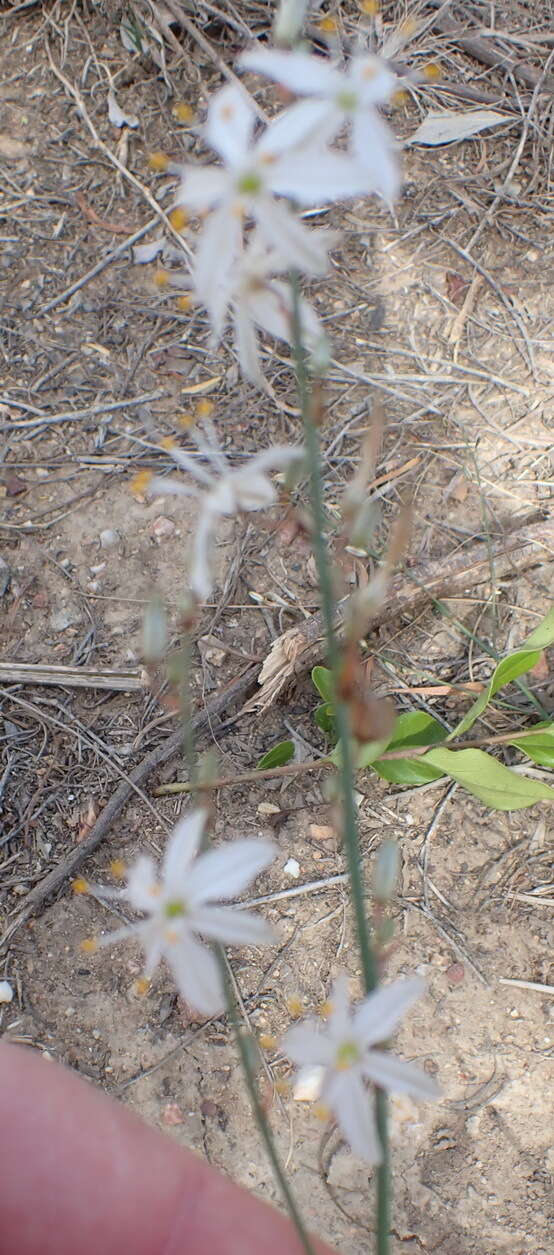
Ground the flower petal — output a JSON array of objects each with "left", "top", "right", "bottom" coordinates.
[
  {"left": 189, "top": 504, "right": 217, "bottom": 601},
  {"left": 187, "top": 838, "right": 276, "bottom": 903},
  {"left": 350, "top": 56, "right": 397, "bottom": 106},
  {"left": 126, "top": 855, "right": 160, "bottom": 912},
  {"left": 194, "top": 206, "right": 242, "bottom": 338},
  {"left": 147, "top": 475, "right": 199, "bottom": 498},
  {"left": 191, "top": 904, "right": 275, "bottom": 946},
  {"left": 351, "top": 110, "right": 400, "bottom": 204},
  {"left": 362, "top": 1049, "right": 440, "bottom": 1101},
  {"left": 353, "top": 977, "right": 426, "bottom": 1046},
  {"left": 177, "top": 165, "right": 228, "bottom": 211},
  {"left": 168, "top": 933, "right": 224, "bottom": 1015},
  {"left": 282, "top": 1021, "right": 335, "bottom": 1068},
  {"left": 240, "top": 48, "right": 342, "bottom": 97},
  {"left": 255, "top": 198, "right": 330, "bottom": 275},
  {"left": 328, "top": 972, "right": 353, "bottom": 1041},
  {"left": 258, "top": 98, "right": 340, "bottom": 157},
  {"left": 270, "top": 148, "right": 370, "bottom": 205},
  {"left": 232, "top": 301, "right": 266, "bottom": 387},
  {"left": 162, "top": 809, "right": 207, "bottom": 887},
  {"left": 324, "top": 1070, "right": 381, "bottom": 1163},
  {"left": 205, "top": 83, "right": 255, "bottom": 167}
]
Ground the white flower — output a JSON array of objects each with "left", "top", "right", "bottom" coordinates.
[
  {"left": 283, "top": 973, "right": 439, "bottom": 1162},
  {"left": 176, "top": 83, "right": 369, "bottom": 332},
  {"left": 228, "top": 234, "right": 330, "bottom": 387},
  {"left": 240, "top": 48, "right": 400, "bottom": 203},
  {"left": 149, "top": 425, "right": 303, "bottom": 600},
  {"left": 94, "top": 809, "right": 276, "bottom": 1015}
]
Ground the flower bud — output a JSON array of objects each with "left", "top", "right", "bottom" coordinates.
[
  {"left": 142, "top": 597, "right": 168, "bottom": 663},
  {"left": 274, "top": 0, "right": 309, "bottom": 45},
  {"left": 373, "top": 838, "right": 400, "bottom": 901}
]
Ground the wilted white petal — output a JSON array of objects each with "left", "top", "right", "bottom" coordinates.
[
  {"left": 354, "top": 977, "right": 426, "bottom": 1046},
  {"left": 351, "top": 110, "right": 400, "bottom": 203},
  {"left": 191, "top": 904, "right": 274, "bottom": 946},
  {"left": 162, "top": 809, "right": 207, "bottom": 885},
  {"left": 168, "top": 933, "right": 224, "bottom": 1015},
  {"left": 177, "top": 166, "right": 228, "bottom": 211},
  {"left": 107, "top": 89, "right": 139, "bottom": 129},
  {"left": 0, "top": 980, "right": 14, "bottom": 1004},
  {"left": 233, "top": 301, "right": 265, "bottom": 387},
  {"left": 293, "top": 1064, "right": 325, "bottom": 1102},
  {"left": 271, "top": 148, "right": 368, "bottom": 205},
  {"left": 126, "top": 855, "right": 160, "bottom": 911},
  {"left": 283, "top": 1021, "right": 335, "bottom": 1068},
  {"left": 325, "top": 1070, "right": 381, "bottom": 1162},
  {"left": 362, "top": 1049, "right": 440, "bottom": 1100},
  {"left": 258, "top": 98, "right": 340, "bottom": 156},
  {"left": 195, "top": 206, "right": 242, "bottom": 337},
  {"left": 187, "top": 838, "right": 276, "bottom": 903},
  {"left": 229, "top": 468, "right": 277, "bottom": 511},
  {"left": 241, "top": 48, "right": 342, "bottom": 97},
  {"left": 256, "top": 198, "right": 330, "bottom": 275},
  {"left": 148, "top": 475, "right": 198, "bottom": 498},
  {"left": 206, "top": 83, "right": 255, "bottom": 166}
]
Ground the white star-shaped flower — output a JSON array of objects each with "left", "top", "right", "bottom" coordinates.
[
  {"left": 93, "top": 809, "right": 276, "bottom": 1016},
  {"left": 240, "top": 48, "right": 400, "bottom": 204},
  {"left": 227, "top": 233, "right": 330, "bottom": 387},
  {"left": 283, "top": 973, "right": 439, "bottom": 1162},
  {"left": 148, "top": 425, "right": 303, "bottom": 601},
  {"left": 176, "top": 83, "right": 369, "bottom": 333}
]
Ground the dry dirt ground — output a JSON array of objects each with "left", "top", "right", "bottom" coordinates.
[{"left": 1, "top": 2, "right": 553, "bottom": 1252}]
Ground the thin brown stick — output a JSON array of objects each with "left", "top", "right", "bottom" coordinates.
[{"left": 0, "top": 662, "right": 145, "bottom": 691}]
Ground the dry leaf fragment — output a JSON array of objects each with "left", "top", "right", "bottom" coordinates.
[{"left": 407, "top": 109, "right": 508, "bottom": 147}]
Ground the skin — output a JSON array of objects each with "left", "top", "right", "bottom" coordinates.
[{"left": 0, "top": 1042, "right": 335, "bottom": 1255}]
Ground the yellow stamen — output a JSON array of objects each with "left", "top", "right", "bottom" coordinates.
[
  {"left": 169, "top": 207, "right": 188, "bottom": 232},
  {"left": 359, "top": 0, "right": 380, "bottom": 14},
  {"left": 196, "top": 399, "right": 214, "bottom": 419},
  {"left": 423, "top": 62, "right": 441, "bottom": 81},
  {"left": 72, "top": 878, "right": 89, "bottom": 895},
  {"left": 177, "top": 410, "right": 194, "bottom": 428},
  {"left": 177, "top": 294, "right": 192, "bottom": 312},
  {"left": 286, "top": 995, "right": 304, "bottom": 1019},
  {"left": 318, "top": 1000, "right": 333, "bottom": 1019},
  {"left": 160, "top": 435, "right": 176, "bottom": 450},
  {"left": 148, "top": 151, "right": 169, "bottom": 172},
  {"left": 173, "top": 102, "right": 194, "bottom": 124},
  {"left": 399, "top": 16, "right": 418, "bottom": 37},
  {"left": 130, "top": 470, "right": 153, "bottom": 498},
  {"left": 318, "top": 16, "right": 338, "bottom": 33},
  {"left": 109, "top": 859, "right": 126, "bottom": 880},
  {"left": 80, "top": 938, "right": 98, "bottom": 954},
  {"left": 392, "top": 88, "right": 409, "bottom": 107},
  {"left": 259, "top": 1033, "right": 277, "bottom": 1051},
  {"left": 153, "top": 268, "right": 170, "bottom": 288},
  {"left": 135, "top": 977, "right": 150, "bottom": 996},
  {"left": 313, "top": 1102, "right": 331, "bottom": 1122}
]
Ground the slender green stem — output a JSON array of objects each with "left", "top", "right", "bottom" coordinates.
[
  {"left": 216, "top": 950, "right": 317, "bottom": 1255},
  {"left": 290, "top": 273, "right": 388, "bottom": 1251}
]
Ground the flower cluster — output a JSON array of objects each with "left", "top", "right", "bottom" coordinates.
[{"left": 166, "top": 45, "right": 399, "bottom": 385}]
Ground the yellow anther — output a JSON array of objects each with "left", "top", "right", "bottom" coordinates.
[
  {"left": 318, "top": 16, "right": 338, "bottom": 33},
  {"left": 72, "top": 878, "right": 89, "bottom": 895},
  {"left": 148, "top": 151, "right": 169, "bottom": 172},
  {"left": 196, "top": 398, "right": 214, "bottom": 419},
  {"left": 259, "top": 1033, "right": 277, "bottom": 1051},
  {"left": 423, "top": 62, "right": 441, "bottom": 81},
  {"left": 130, "top": 470, "right": 153, "bottom": 498},
  {"left": 153, "top": 268, "right": 170, "bottom": 288},
  {"left": 169, "top": 207, "right": 188, "bottom": 232},
  {"left": 109, "top": 859, "right": 126, "bottom": 880},
  {"left": 173, "top": 102, "right": 194, "bottom": 124},
  {"left": 286, "top": 995, "right": 304, "bottom": 1019},
  {"left": 392, "top": 88, "right": 409, "bottom": 108},
  {"left": 313, "top": 1102, "right": 331, "bottom": 1123},
  {"left": 160, "top": 435, "right": 176, "bottom": 450},
  {"left": 177, "top": 410, "right": 194, "bottom": 428},
  {"left": 399, "top": 16, "right": 418, "bottom": 37},
  {"left": 319, "top": 1000, "right": 333, "bottom": 1019},
  {"left": 359, "top": 0, "right": 380, "bottom": 14},
  {"left": 135, "top": 977, "right": 150, "bottom": 996},
  {"left": 176, "top": 294, "right": 192, "bottom": 312},
  {"left": 80, "top": 938, "right": 98, "bottom": 954}
]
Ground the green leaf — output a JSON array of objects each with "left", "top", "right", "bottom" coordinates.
[
  {"left": 257, "top": 740, "right": 295, "bottom": 770},
  {"left": 374, "top": 711, "right": 446, "bottom": 786},
  {"left": 422, "top": 747, "right": 554, "bottom": 810},
  {"left": 329, "top": 737, "right": 390, "bottom": 769},
  {"left": 509, "top": 723, "right": 554, "bottom": 768},
  {"left": 450, "top": 606, "right": 554, "bottom": 739},
  {"left": 311, "top": 666, "right": 334, "bottom": 703},
  {"left": 314, "top": 701, "right": 337, "bottom": 739}
]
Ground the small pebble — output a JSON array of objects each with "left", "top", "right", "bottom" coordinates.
[
  {"left": 0, "top": 980, "right": 14, "bottom": 1003},
  {"left": 284, "top": 858, "right": 300, "bottom": 878},
  {"left": 100, "top": 528, "right": 119, "bottom": 548},
  {"left": 151, "top": 516, "right": 175, "bottom": 542}
]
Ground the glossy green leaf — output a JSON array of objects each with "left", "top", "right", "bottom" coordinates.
[
  {"left": 422, "top": 747, "right": 554, "bottom": 810},
  {"left": 450, "top": 606, "right": 554, "bottom": 739},
  {"left": 257, "top": 740, "right": 295, "bottom": 770},
  {"left": 311, "top": 666, "right": 334, "bottom": 703},
  {"left": 509, "top": 723, "right": 554, "bottom": 768},
  {"left": 314, "top": 701, "right": 336, "bottom": 739},
  {"left": 373, "top": 711, "right": 446, "bottom": 785}
]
